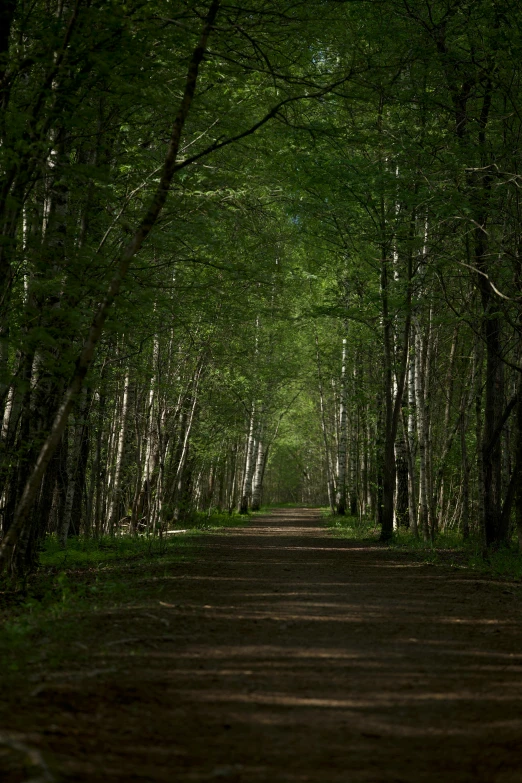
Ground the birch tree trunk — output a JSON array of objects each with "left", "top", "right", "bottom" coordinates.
[
  {"left": 432, "top": 325, "right": 459, "bottom": 531},
  {"left": 315, "top": 333, "right": 335, "bottom": 512},
  {"left": 227, "top": 440, "right": 239, "bottom": 514},
  {"left": 406, "top": 347, "right": 418, "bottom": 533},
  {"left": 375, "top": 390, "right": 384, "bottom": 529},
  {"left": 131, "top": 336, "right": 160, "bottom": 533},
  {"left": 335, "top": 336, "right": 348, "bottom": 515},
  {"left": 415, "top": 320, "right": 430, "bottom": 541},
  {"left": 380, "top": 251, "right": 412, "bottom": 540},
  {"left": 239, "top": 404, "right": 256, "bottom": 514},
  {"left": 93, "top": 371, "right": 107, "bottom": 539},
  {"left": 107, "top": 370, "right": 131, "bottom": 534},
  {"left": 171, "top": 372, "right": 202, "bottom": 521},
  {"left": 251, "top": 433, "right": 265, "bottom": 512},
  {"left": 349, "top": 415, "right": 358, "bottom": 517}
]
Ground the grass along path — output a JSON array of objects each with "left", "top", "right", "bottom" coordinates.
[
  {"left": 0, "top": 511, "right": 249, "bottom": 681},
  {"left": 327, "top": 512, "right": 522, "bottom": 579}
]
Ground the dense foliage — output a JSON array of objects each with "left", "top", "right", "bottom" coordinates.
[{"left": 1, "top": 0, "right": 522, "bottom": 576}]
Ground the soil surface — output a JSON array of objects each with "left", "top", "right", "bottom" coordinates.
[{"left": 3, "top": 507, "right": 522, "bottom": 782}]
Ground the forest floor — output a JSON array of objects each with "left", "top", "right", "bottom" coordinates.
[{"left": 2, "top": 507, "right": 522, "bottom": 782}]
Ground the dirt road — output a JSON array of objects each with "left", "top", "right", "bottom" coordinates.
[{"left": 3, "top": 508, "right": 522, "bottom": 782}]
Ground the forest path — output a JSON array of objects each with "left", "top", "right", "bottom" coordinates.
[{"left": 4, "top": 507, "right": 522, "bottom": 782}]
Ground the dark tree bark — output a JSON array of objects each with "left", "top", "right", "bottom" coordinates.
[{"left": 395, "top": 424, "right": 409, "bottom": 528}]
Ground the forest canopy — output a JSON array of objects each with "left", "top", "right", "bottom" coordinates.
[{"left": 1, "top": 0, "right": 522, "bottom": 577}]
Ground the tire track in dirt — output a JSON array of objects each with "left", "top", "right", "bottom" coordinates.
[{"left": 3, "top": 507, "right": 522, "bottom": 782}]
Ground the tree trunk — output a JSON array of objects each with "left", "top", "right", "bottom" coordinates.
[
  {"left": 59, "top": 387, "right": 89, "bottom": 546},
  {"left": 406, "top": 347, "right": 417, "bottom": 533},
  {"left": 432, "top": 325, "right": 458, "bottom": 529},
  {"left": 251, "top": 429, "right": 265, "bottom": 512},
  {"left": 239, "top": 404, "right": 256, "bottom": 514},
  {"left": 481, "top": 306, "right": 505, "bottom": 547},
  {"left": 415, "top": 320, "right": 430, "bottom": 542},
  {"left": 516, "top": 389, "right": 522, "bottom": 551},
  {"left": 380, "top": 259, "right": 411, "bottom": 541},
  {"left": 315, "top": 332, "right": 335, "bottom": 512},
  {"left": 335, "top": 336, "right": 348, "bottom": 515},
  {"left": 107, "top": 370, "right": 131, "bottom": 534},
  {"left": 395, "top": 423, "right": 409, "bottom": 528}
]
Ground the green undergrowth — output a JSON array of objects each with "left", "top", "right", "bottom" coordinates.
[
  {"left": 393, "top": 528, "right": 522, "bottom": 580},
  {"left": 261, "top": 503, "right": 317, "bottom": 512},
  {"left": 38, "top": 509, "right": 249, "bottom": 569},
  {"left": 189, "top": 508, "right": 256, "bottom": 530},
  {"left": 0, "top": 509, "right": 252, "bottom": 678},
  {"left": 324, "top": 510, "right": 379, "bottom": 539},
  {"left": 327, "top": 511, "right": 522, "bottom": 581},
  {"left": 0, "top": 536, "right": 191, "bottom": 676},
  {"left": 468, "top": 547, "right": 522, "bottom": 580}
]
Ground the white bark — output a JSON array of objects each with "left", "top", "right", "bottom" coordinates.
[
  {"left": 315, "top": 332, "right": 335, "bottom": 512},
  {"left": 406, "top": 345, "right": 417, "bottom": 532},
  {"left": 349, "top": 364, "right": 358, "bottom": 516},
  {"left": 239, "top": 404, "right": 256, "bottom": 513},
  {"left": 251, "top": 433, "right": 265, "bottom": 511},
  {"left": 335, "top": 336, "right": 348, "bottom": 514},
  {"left": 414, "top": 322, "right": 429, "bottom": 540},
  {"left": 107, "top": 370, "right": 130, "bottom": 532},
  {"left": 1, "top": 384, "right": 16, "bottom": 442},
  {"left": 174, "top": 367, "right": 201, "bottom": 486}
]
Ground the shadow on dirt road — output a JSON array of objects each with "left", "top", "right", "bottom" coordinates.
[{"left": 2, "top": 507, "right": 522, "bottom": 782}]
